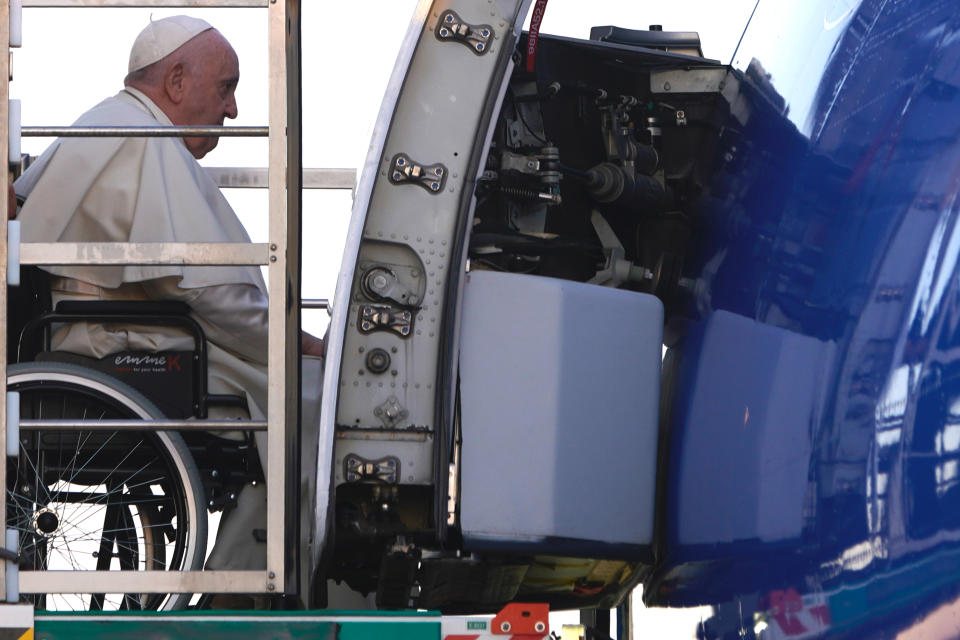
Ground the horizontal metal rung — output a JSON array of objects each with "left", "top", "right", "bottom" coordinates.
[
  {"left": 20, "top": 570, "right": 268, "bottom": 594},
  {"left": 208, "top": 167, "right": 357, "bottom": 190},
  {"left": 20, "top": 242, "right": 270, "bottom": 266},
  {"left": 302, "top": 299, "right": 329, "bottom": 310},
  {"left": 22, "top": 126, "right": 267, "bottom": 138},
  {"left": 20, "top": 419, "right": 267, "bottom": 431},
  {"left": 24, "top": 0, "right": 266, "bottom": 5}
]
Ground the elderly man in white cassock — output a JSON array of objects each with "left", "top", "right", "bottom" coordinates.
[{"left": 13, "top": 16, "right": 325, "bottom": 575}]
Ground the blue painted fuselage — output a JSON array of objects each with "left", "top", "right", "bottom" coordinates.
[{"left": 652, "top": 0, "right": 960, "bottom": 636}]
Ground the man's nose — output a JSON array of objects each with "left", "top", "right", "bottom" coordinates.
[{"left": 225, "top": 95, "right": 238, "bottom": 120}]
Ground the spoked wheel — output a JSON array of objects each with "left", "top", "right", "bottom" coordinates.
[{"left": 5, "top": 362, "right": 207, "bottom": 610}]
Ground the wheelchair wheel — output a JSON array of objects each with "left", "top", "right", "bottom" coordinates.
[{"left": 5, "top": 361, "right": 208, "bottom": 610}]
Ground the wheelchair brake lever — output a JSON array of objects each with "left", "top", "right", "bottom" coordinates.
[{"left": 0, "top": 546, "right": 20, "bottom": 562}]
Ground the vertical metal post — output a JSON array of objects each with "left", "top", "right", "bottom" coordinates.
[
  {"left": 283, "top": 0, "right": 303, "bottom": 596},
  {"left": 0, "top": 0, "right": 11, "bottom": 604},
  {"left": 266, "top": 0, "right": 300, "bottom": 595}
]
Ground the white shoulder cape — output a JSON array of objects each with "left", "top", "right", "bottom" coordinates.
[{"left": 14, "top": 88, "right": 265, "bottom": 291}]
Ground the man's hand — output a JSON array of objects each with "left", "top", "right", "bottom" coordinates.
[
  {"left": 8, "top": 180, "right": 16, "bottom": 220},
  {"left": 302, "top": 331, "right": 326, "bottom": 358}
]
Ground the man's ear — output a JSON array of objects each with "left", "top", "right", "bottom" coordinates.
[{"left": 164, "top": 62, "right": 185, "bottom": 104}]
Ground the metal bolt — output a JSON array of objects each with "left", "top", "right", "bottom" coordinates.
[
  {"left": 211, "top": 470, "right": 219, "bottom": 479},
  {"left": 500, "top": 622, "right": 511, "bottom": 633},
  {"left": 431, "top": 182, "right": 440, "bottom": 190},
  {"left": 270, "top": 243, "right": 277, "bottom": 251},
  {"left": 663, "top": 82, "right": 671, "bottom": 91},
  {"left": 435, "top": 167, "right": 443, "bottom": 176},
  {"left": 372, "top": 273, "right": 388, "bottom": 291},
  {"left": 267, "top": 583, "right": 276, "bottom": 591},
  {"left": 446, "top": 14, "right": 454, "bottom": 22},
  {"left": 391, "top": 346, "right": 398, "bottom": 353},
  {"left": 535, "top": 621, "right": 546, "bottom": 633},
  {"left": 397, "top": 156, "right": 406, "bottom": 165},
  {"left": 439, "top": 27, "right": 449, "bottom": 37},
  {"left": 269, "top": 571, "right": 276, "bottom": 579},
  {"left": 393, "top": 171, "right": 403, "bottom": 181},
  {"left": 229, "top": 492, "right": 236, "bottom": 501},
  {"left": 476, "top": 43, "right": 484, "bottom": 51},
  {"left": 391, "top": 370, "right": 398, "bottom": 376},
  {"left": 270, "top": 255, "right": 277, "bottom": 262},
  {"left": 481, "top": 29, "right": 490, "bottom": 37}
]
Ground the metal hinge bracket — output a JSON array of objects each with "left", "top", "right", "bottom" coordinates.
[
  {"left": 435, "top": 9, "right": 493, "bottom": 55},
  {"left": 388, "top": 153, "right": 447, "bottom": 194}
]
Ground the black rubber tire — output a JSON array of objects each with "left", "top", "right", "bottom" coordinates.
[{"left": 6, "top": 361, "right": 207, "bottom": 610}]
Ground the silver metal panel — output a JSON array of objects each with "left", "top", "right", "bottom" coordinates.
[
  {"left": 333, "top": 0, "right": 527, "bottom": 442},
  {"left": 24, "top": 0, "right": 266, "bottom": 6},
  {"left": 314, "top": 0, "right": 431, "bottom": 587},
  {"left": 207, "top": 167, "right": 356, "bottom": 190},
  {"left": 22, "top": 126, "right": 267, "bottom": 138},
  {"left": 21, "top": 419, "right": 267, "bottom": 431},
  {"left": 19, "top": 242, "right": 269, "bottom": 266},
  {"left": 329, "top": 0, "right": 530, "bottom": 559},
  {"left": 337, "top": 241, "right": 429, "bottom": 430},
  {"left": 20, "top": 570, "right": 269, "bottom": 594}
]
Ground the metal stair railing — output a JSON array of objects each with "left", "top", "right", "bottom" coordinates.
[{"left": 1, "top": 0, "right": 305, "bottom": 602}]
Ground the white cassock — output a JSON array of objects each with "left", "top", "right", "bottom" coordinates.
[{"left": 14, "top": 86, "right": 323, "bottom": 573}]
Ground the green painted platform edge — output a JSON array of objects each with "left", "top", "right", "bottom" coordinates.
[
  {"left": 35, "top": 609, "right": 440, "bottom": 618},
  {"left": 33, "top": 611, "right": 442, "bottom": 640}
]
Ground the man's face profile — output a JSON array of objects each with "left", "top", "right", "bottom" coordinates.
[{"left": 179, "top": 30, "right": 239, "bottom": 159}]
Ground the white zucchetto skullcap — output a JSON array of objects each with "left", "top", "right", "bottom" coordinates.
[{"left": 128, "top": 15, "right": 213, "bottom": 74}]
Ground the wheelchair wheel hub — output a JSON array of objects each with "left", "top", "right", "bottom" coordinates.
[{"left": 33, "top": 508, "right": 60, "bottom": 535}]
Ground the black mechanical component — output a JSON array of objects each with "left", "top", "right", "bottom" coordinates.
[
  {"left": 589, "top": 25, "right": 704, "bottom": 57},
  {"left": 182, "top": 432, "right": 262, "bottom": 513},
  {"left": 376, "top": 539, "right": 421, "bottom": 609},
  {"left": 358, "top": 304, "right": 413, "bottom": 337},
  {"left": 435, "top": 9, "right": 493, "bottom": 55},
  {"left": 388, "top": 153, "right": 447, "bottom": 194},
  {"left": 365, "top": 348, "right": 391, "bottom": 374},
  {"left": 537, "top": 145, "right": 562, "bottom": 185},
  {"left": 344, "top": 454, "right": 400, "bottom": 483},
  {"left": 586, "top": 162, "right": 671, "bottom": 210}
]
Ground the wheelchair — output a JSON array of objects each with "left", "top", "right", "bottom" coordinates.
[{"left": 5, "top": 267, "right": 261, "bottom": 610}]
